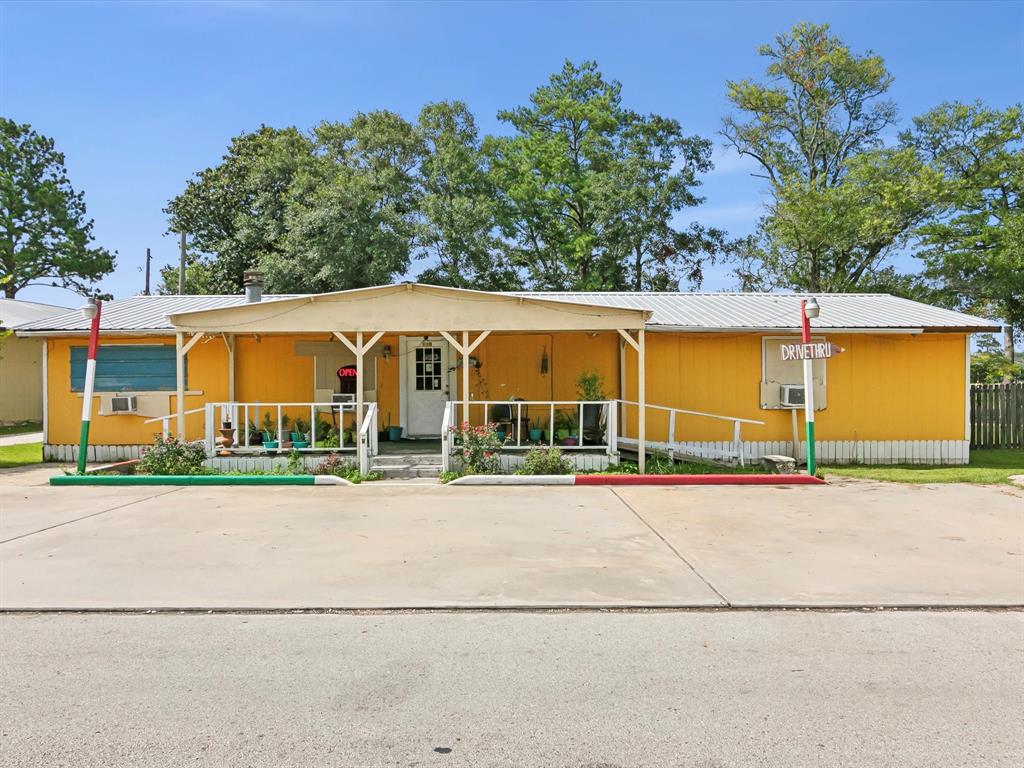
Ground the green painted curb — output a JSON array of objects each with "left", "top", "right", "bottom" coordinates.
[{"left": 50, "top": 475, "right": 329, "bottom": 486}]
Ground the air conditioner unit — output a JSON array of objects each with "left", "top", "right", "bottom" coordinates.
[
  {"left": 110, "top": 395, "right": 138, "bottom": 414},
  {"left": 780, "top": 384, "right": 805, "bottom": 408}
]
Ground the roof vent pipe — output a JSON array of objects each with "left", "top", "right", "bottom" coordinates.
[{"left": 243, "top": 271, "right": 264, "bottom": 303}]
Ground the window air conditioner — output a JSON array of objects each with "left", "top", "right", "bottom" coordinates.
[
  {"left": 110, "top": 395, "right": 138, "bottom": 414},
  {"left": 780, "top": 384, "right": 805, "bottom": 408}
]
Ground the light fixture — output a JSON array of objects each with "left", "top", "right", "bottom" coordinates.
[
  {"left": 79, "top": 297, "right": 98, "bottom": 321},
  {"left": 804, "top": 297, "right": 820, "bottom": 319},
  {"left": 382, "top": 345, "right": 391, "bottom": 359}
]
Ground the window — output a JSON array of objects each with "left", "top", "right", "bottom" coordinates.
[
  {"left": 70, "top": 345, "right": 183, "bottom": 392},
  {"left": 414, "top": 346, "right": 442, "bottom": 391}
]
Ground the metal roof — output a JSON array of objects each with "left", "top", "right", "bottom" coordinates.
[
  {"left": 508, "top": 292, "right": 1001, "bottom": 332},
  {"left": 14, "top": 294, "right": 307, "bottom": 333},
  {"left": 15, "top": 288, "right": 1000, "bottom": 334},
  {"left": 0, "top": 298, "right": 69, "bottom": 330}
]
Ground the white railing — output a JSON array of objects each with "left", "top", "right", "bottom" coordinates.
[
  {"left": 143, "top": 408, "right": 206, "bottom": 440},
  {"left": 203, "top": 401, "right": 373, "bottom": 455},
  {"left": 358, "top": 402, "right": 378, "bottom": 476},
  {"left": 614, "top": 399, "right": 765, "bottom": 467},
  {"left": 441, "top": 400, "right": 455, "bottom": 473},
  {"left": 457, "top": 400, "right": 617, "bottom": 452}
]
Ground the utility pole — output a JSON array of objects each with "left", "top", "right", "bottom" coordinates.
[
  {"left": 143, "top": 248, "right": 152, "bottom": 295},
  {"left": 178, "top": 232, "right": 186, "bottom": 295}
]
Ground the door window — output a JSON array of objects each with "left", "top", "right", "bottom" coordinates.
[{"left": 415, "top": 347, "right": 443, "bottom": 391}]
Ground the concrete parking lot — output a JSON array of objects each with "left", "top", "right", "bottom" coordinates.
[{"left": 2, "top": 466, "right": 1022, "bottom": 609}]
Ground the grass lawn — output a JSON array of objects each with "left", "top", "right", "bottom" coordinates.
[
  {"left": 0, "top": 442, "right": 43, "bottom": 468},
  {"left": 824, "top": 448, "right": 1024, "bottom": 484},
  {"left": 0, "top": 421, "right": 42, "bottom": 437}
]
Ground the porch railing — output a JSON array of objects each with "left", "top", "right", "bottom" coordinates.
[
  {"left": 358, "top": 402, "right": 378, "bottom": 476},
  {"left": 614, "top": 399, "right": 764, "bottom": 467},
  {"left": 143, "top": 408, "right": 206, "bottom": 441},
  {"left": 203, "top": 401, "right": 373, "bottom": 455},
  {"left": 439, "top": 398, "right": 764, "bottom": 471}
]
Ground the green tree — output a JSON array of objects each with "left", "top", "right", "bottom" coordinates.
[
  {"left": 970, "top": 335, "right": 1024, "bottom": 382},
  {"left": 905, "top": 101, "right": 1023, "bottom": 360},
  {"left": 265, "top": 110, "right": 423, "bottom": 292},
  {"left": 723, "top": 23, "right": 941, "bottom": 292},
  {"left": 488, "top": 60, "right": 714, "bottom": 291},
  {"left": 162, "top": 125, "right": 313, "bottom": 294},
  {"left": 414, "top": 101, "right": 518, "bottom": 290},
  {"left": 0, "top": 118, "right": 114, "bottom": 298}
]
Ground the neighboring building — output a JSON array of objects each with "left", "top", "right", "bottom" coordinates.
[
  {"left": 0, "top": 298, "right": 68, "bottom": 425},
  {"left": 15, "top": 281, "right": 999, "bottom": 467}
]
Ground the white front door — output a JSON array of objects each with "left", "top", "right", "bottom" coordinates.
[{"left": 405, "top": 338, "right": 451, "bottom": 437}]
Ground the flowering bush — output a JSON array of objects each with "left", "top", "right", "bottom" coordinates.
[
  {"left": 448, "top": 421, "right": 503, "bottom": 474},
  {"left": 138, "top": 435, "right": 207, "bottom": 475}
]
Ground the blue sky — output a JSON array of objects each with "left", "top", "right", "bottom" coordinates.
[{"left": 2, "top": 0, "right": 1021, "bottom": 306}]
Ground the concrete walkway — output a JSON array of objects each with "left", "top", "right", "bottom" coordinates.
[
  {"left": 0, "top": 431, "right": 42, "bottom": 447},
  {"left": 1, "top": 469, "right": 1022, "bottom": 610}
]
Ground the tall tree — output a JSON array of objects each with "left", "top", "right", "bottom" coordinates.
[
  {"left": 0, "top": 118, "right": 114, "bottom": 298},
  {"left": 414, "top": 101, "right": 518, "bottom": 289},
  {"left": 722, "top": 22, "right": 941, "bottom": 292},
  {"left": 264, "top": 111, "right": 423, "bottom": 292},
  {"left": 905, "top": 101, "right": 1023, "bottom": 359},
  {"left": 163, "top": 125, "right": 313, "bottom": 294},
  {"left": 488, "top": 60, "right": 714, "bottom": 291},
  {"left": 602, "top": 113, "right": 723, "bottom": 290}
]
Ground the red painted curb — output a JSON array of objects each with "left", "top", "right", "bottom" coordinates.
[{"left": 575, "top": 474, "right": 827, "bottom": 486}]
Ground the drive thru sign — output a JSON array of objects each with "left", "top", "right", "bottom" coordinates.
[{"left": 780, "top": 342, "right": 845, "bottom": 361}]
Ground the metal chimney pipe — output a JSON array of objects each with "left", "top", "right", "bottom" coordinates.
[{"left": 243, "top": 271, "right": 264, "bottom": 303}]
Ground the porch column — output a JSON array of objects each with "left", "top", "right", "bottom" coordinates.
[
  {"left": 439, "top": 330, "right": 491, "bottom": 425},
  {"left": 175, "top": 332, "right": 185, "bottom": 438},
  {"left": 617, "top": 328, "right": 646, "bottom": 474},
  {"left": 638, "top": 328, "right": 646, "bottom": 475},
  {"left": 175, "top": 331, "right": 206, "bottom": 439},
  {"left": 333, "top": 331, "right": 385, "bottom": 430},
  {"left": 462, "top": 331, "right": 470, "bottom": 424},
  {"left": 224, "top": 334, "right": 235, "bottom": 402}
]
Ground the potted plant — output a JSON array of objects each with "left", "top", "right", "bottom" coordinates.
[
  {"left": 247, "top": 419, "right": 263, "bottom": 446},
  {"left": 554, "top": 410, "right": 578, "bottom": 443},
  {"left": 576, "top": 369, "right": 607, "bottom": 443},
  {"left": 261, "top": 412, "right": 279, "bottom": 450},
  {"left": 528, "top": 416, "right": 544, "bottom": 442},
  {"left": 290, "top": 418, "right": 310, "bottom": 449},
  {"left": 387, "top": 424, "right": 403, "bottom": 442}
]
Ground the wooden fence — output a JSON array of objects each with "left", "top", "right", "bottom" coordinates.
[{"left": 970, "top": 382, "right": 1023, "bottom": 449}]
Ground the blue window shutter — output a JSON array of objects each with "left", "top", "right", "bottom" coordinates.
[{"left": 70, "top": 345, "right": 185, "bottom": 392}]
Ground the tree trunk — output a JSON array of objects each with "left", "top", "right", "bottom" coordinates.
[
  {"left": 3, "top": 283, "right": 16, "bottom": 299},
  {"left": 1005, "top": 326, "right": 1016, "bottom": 364}
]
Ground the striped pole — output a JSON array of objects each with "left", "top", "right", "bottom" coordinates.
[
  {"left": 77, "top": 299, "right": 102, "bottom": 474},
  {"left": 800, "top": 299, "right": 816, "bottom": 476}
]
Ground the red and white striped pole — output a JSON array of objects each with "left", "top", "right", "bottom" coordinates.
[{"left": 77, "top": 298, "right": 102, "bottom": 474}]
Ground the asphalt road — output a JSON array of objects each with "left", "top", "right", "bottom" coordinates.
[{"left": 2, "top": 611, "right": 1022, "bottom": 768}]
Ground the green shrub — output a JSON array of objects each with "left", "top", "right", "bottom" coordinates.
[
  {"left": 138, "top": 436, "right": 207, "bottom": 475},
  {"left": 448, "top": 421, "right": 503, "bottom": 474},
  {"left": 520, "top": 446, "right": 574, "bottom": 475}
]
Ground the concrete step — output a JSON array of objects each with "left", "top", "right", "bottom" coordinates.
[{"left": 371, "top": 454, "right": 443, "bottom": 479}]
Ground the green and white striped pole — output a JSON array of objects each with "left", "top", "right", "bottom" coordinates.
[
  {"left": 800, "top": 298, "right": 819, "bottom": 475},
  {"left": 77, "top": 298, "right": 102, "bottom": 474}
]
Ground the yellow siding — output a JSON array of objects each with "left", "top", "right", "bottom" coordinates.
[
  {"left": 623, "top": 332, "right": 967, "bottom": 442},
  {"left": 43, "top": 329, "right": 968, "bottom": 445}
]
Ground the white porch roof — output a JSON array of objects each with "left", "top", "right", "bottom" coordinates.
[{"left": 167, "top": 283, "right": 650, "bottom": 333}]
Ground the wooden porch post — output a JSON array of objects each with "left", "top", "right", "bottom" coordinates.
[
  {"left": 462, "top": 331, "right": 470, "bottom": 424},
  {"left": 638, "top": 328, "right": 646, "bottom": 475},
  {"left": 175, "top": 332, "right": 185, "bottom": 438},
  {"left": 225, "top": 334, "right": 235, "bottom": 402},
  {"left": 356, "top": 331, "right": 364, "bottom": 433}
]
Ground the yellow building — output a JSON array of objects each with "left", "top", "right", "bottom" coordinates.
[{"left": 16, "top": 282, "right": 998, "bottom": 469}]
